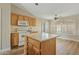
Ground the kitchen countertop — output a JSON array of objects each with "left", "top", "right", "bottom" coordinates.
[
  {"left": 26, "top": 32, "right": 58, "bottom": 42},
  {"left": 11, "top": 32, "right": 18, "bottom": 33}
]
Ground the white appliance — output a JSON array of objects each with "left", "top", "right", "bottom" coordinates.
[{"left": 17, "top": 20, "right": 28, "bottom": 46}]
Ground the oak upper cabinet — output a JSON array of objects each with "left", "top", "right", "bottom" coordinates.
[
  {"left": 32, "top": 18, "right": 36, "bottom": 26},
  {"left": 28, "top": 17, "right": 36, "bottom": 26},
  {"left": 24, "top": 16, "right": 28, "bottom": 21},
  {"left": 28, "top": 17, "right": 32, "bottom": 26},
  {"left": 11, "top": 33, "right": 19, "bottom": 49},
  {"left": 18, "top": 15, "right": 24, "bottom": 21},
  {"left": 24, "top": 16, "right": 29, "bottom": 24},
  {"left": 11, "top": 13, "right": 18, "bottom": 25}
]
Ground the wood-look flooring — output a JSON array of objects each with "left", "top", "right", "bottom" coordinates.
[
  {"left": 56, "top": 38, "right": 79, "bottom": 55},
  {"left": 0, "top": 39, "right": 79, "bottom": 55},
  {"left": 0, "top": 47, "right": 24, "bottom": 55}
]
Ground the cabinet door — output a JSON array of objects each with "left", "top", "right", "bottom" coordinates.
[
  {"left": 24, "top": 16, "right": 29, "bottom": 25},
  {"left": 28, "top": 38, "right": 40, "bottom": 55},
  {"left": 32, "top": 18, "right": 36, "bottom": 26},
  {"left": 11, "top": 13, "right": 18, "bottom": 25},
  {"left": 13, "top": 33, "right": 19, "bottom": 45},
  {"left": 28, "top": 43, "right": 34, "bottom": 55},
  {"left": 18, "top": 15, "right": 24, "bottom": 21},
  {"left": 28, "top": 17, "right": 36, "bottom": 26},
  {"left": 24, "top": 16, "right": 28, "bottom": 21},
  {"left": 41, "top": 38, "right": 56, "bottom": 55},
  {"left": 11, "top": 33, "right": 19, "bottom": 49},
  {"left": 29, "top": 38, "right": 40, "bottom": 49},
  {"left": 28, "top": 17, "right": 32, "bottom": 26}
]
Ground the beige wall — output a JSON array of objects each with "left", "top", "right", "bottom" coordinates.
[
  {"left": 58, "top": 15, "right": 78, "bottom": 35},
  {"left": 0, "top": 3, "right": 11, "bottom": 52},
  {"left": 41, "top": 15, "right": 79, "bottom": 36},
  {"left": 36, "top": 19, "right": 42, "bottom": 33},
  {"left": 0, "top": 8, "right": 1, "bottom": 51},
  {"left": 49, "top": 15, "right": 79, "bottom": 36}
]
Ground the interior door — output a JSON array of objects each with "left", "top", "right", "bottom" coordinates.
[{"left": 0, "top": 8, "right": 1, "bottom": 52}]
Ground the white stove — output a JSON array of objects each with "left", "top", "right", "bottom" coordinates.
[{"left": 17, "top": 20, "right": 28, "bottom": 46}]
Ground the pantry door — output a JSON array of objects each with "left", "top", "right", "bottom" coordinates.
[{"left": 0, "top": 8, "right": 1, "bottom": 52}]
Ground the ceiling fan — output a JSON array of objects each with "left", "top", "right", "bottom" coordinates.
[
  {"left": 54, "top": 14, "right": 60, "bottom": 20},
  {"left": 53, "top": 14, "right": 63, "bottom": 24},
  {"left": 35, "top": 3, "right": 39, "bottom": 6}
]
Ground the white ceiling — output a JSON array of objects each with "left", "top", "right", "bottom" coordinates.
[{"left": 13, "top": 3, "right": 79, "bottom": 20}]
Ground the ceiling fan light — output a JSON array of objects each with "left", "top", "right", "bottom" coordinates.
[
  {"left": 54, "top": 17, "right": 58, "bottom": 20},
  {"left": 35, "top": 3, "right": 39, "bottom": 6}
]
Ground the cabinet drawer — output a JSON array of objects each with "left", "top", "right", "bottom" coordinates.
[{"left": 28, "top": 38, "right": 40, "bottom": 49}]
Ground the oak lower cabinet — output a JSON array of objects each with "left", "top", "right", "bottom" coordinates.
[
  {"left": 28, "top": 43, "right": 34, "bottom": 55},
  {"left": 11, "top": 33, "right": 19, "bottom": 49},
  {"left": 27, "top": 38, "right": 40, "bottom": 55},
  {"left": 25, "top": 37, "right": 56, "bottom": 55},
  {"left": 41, "top": 39, "right": 56, "bottom": 55}
]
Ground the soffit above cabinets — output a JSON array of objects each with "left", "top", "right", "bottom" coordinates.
[{"left": 13, "top": 3, "right": 79, "bottom": 20}]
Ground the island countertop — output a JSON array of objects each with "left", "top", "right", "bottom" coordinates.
[{"left": 26, "top": 32, "right": 58, "bottom": 42}]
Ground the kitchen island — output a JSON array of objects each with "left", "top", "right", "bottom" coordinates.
[{"left": 24, "top": 32, "right": 57, "bottom": 55}]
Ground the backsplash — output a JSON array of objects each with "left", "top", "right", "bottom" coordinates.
[
  {"left": 11, "top": 25, "right": 38, "bottom": 33},
  {"left": 11, "top": 26, "right": 18, "bottom": 32}
]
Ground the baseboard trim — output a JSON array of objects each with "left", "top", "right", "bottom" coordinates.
[
  {"left": 0, "top": 50, "right": 1, "bottom": 52},
  {"left": 1, "top": 48, "right": 10, "bottom": 52},
  {"left": 57, "top": 37, "right": 79, "bottom": 42}
]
